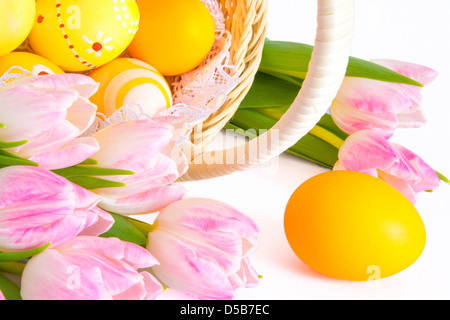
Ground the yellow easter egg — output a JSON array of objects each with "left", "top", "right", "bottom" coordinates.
[
  {"left": 128, "top": 0, "right": 215, "bottom": 76},
  {"left": 0, "top": 0, "right": 36, "bottom": 57},
  {"left": 0, "top": 52, "right": 64, "bottom": 80},
  {"left": 89, "top": 58, "right": 172, "bottom": 117},
  {"left": 28, "top": 0, "right": 140, "bottom": 72},
  {"left": 284, "top": 171, "right": 426, "bottom": 281},
  {"left": 0, "top": 0, "right": 36, "bottom": 56}
]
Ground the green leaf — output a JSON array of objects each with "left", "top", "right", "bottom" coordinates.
[
  {"left": 0, "top": 262, "right": 26, "bottom": 275},
  {"left": 77, "top": 158, "right": 99, "bottom": 166},
  {"left": 260, "top": 39, "right": 423, "bottom": 87},
  {"left": 0, "top": 123, "right": 4, "bottom": 128},
  {"left": 0, "top": 155, "right": 39, "bottom": 167},
  {"left": 66, "top": 176, "right": 127, "bottom": 190},
  {"left": 100, "top": 213, "right": 148, "bottom": 247},
  {"left": 124, "top": 216, "right": 154, "bottom": 236},
  {"left": 240, "top": 72, "right": 301, "bottom": 109},
  {"left": 0, "top": 140, "right": 28, "bottom": 149},
  {"left": 0, "top": 272, "right": 21, "bottom": 300},
  {"left": 0, "top": 149, "right": 28, "bottom": 160},
  {"left": 52, "top": 165, "right": 134, "bottom": 178},
  {"left": 0, "top": 243, "right": 51, "bottom": 262},
  {"left": 436, "top": 171, "right": 449, "bottom": 184}
]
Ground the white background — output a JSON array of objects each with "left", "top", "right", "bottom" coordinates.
[{"left": 155, "top": 0, "right": 450, "bottom": 300}]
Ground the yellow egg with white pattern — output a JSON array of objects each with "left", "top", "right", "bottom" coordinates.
[
  {"left": 0, "top": 52, "right": 64, "bottom": 81},
  {"left": 89, "top": 58, "right": 172, "bottom": 117},
  {"left": 28, "top": 0, "right": 140, "bottom": 72}
]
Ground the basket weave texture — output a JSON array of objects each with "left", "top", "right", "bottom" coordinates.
[{"left": 194, "top": 0, "right": 268, "bottom": 149}]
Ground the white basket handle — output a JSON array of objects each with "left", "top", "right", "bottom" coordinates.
[{"left": 181, "top": 0, "right": 354, "bottom": 181}]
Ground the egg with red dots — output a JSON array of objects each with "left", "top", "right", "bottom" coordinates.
[{"left": 28, "top": 0, "right": 140, "bottom": 72}]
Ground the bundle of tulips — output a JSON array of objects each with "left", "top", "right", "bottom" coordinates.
[{"left": 0, "top": 74, "right": 260, "bottom": 300}]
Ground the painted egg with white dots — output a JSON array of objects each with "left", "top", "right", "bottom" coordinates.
[
  {"left": 88, "top": 58, "right": 172, "bottom": 117},
  {"left": 28, "top": 0, "right": 140, "bottom": 72}
]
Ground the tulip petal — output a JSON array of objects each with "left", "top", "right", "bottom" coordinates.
[
  {"left": 29, "top": 137, "right": 100, "bottom": 170},
  {"left": 335, "top": 129, "right": 440, "bottom": 203},
  {"left": 141, "top": 272, "right": 164, "bottom": 300},
  {"left": 21, "top": 236, "right": 161, "bottom": 300},
  {"left": 94, "top": 153, "right": 180, "bottom": 198},
  {"left": 0, "top": 167, "right": 113, "bottom": 251},
  {"left": 391, "top": 143, "right": 440, "bottom": 193},
  {"left": 338, "top": 130, "right": 398, "bottom": 173},
  {"left": 20, "top": 249, "right": 110, "bottom": 300},
  {"left": 377, "top": 170, "right": 417, "bottom": 204},
  {"left": 97, "top": 185, "right": 186, "bottom": 215},
  {"left": 336, "top": 77, "right": 422, "bottom": 114},
  {"left": 228, "top": 257, "right": 260, "bottom": 290},
  {"left": 372, "top": 59, "right": 439, "bottom": 85},
  {"left": 0, "top": 83, "right": 76, "bottom": 144},
  {"left": 55, "top": 237, "right": 160, "bottom": 299},
  {"left": 330, "top": 99, "right": 400, "bottom": 134},
  {"left": 57, "top": 236, "right": 159, "bottom": 270},
  {"left": 0, "top": 166, "right": 74, "bottom": 210},
  {"left": 113, "top": 271, "right": 163, "bottom": 300},
  {"left": 21, "top": 73, "right": 100, "bottom": 98},
  {"left": 148, "top": 230, "right": 235, "bottom": 300},
  {"left": 90, "top": 119, "right": 173, "bottom": 171},
  {"left": 156, "top": 198, "right": 261, "bottom": 239},
  {"left": 13, "top": 121, "right": 80, "bottom": 158},
  {"left": 71, "top": 184, "right": 114, "bottom": 236},
  {"left": 155, "top": 199, "right": 260, "bottom": 274},
  {"left": 66, "top": 96, "right": 98, "bottom": 135}
]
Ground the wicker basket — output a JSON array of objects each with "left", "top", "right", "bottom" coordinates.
[
  {"left": 182, "top": 0, "right": 354, "bottom": 181},
  {"left": 15, "top": 0, "right": 354, "bottom": 182}
]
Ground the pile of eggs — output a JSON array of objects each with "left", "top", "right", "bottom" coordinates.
[{"left": 0, "top": 0, "right": 216, "bottom": 117}]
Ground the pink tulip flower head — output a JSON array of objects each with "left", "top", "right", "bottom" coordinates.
[
  {"left": 334, "top": 129, "right": 441, "bottom": 204},
  {"left": 0, "top": 166, "right": 114, "bottom": 252},
  {"left": 20, "top": 236, "right": 163, "bottom": 300},
  {"left": 330, "top": 59, "right": 438, "bottom": 134},
  {"left": 89, "top": 116, "right": 188, "bottom": 215},
  {"left": 0, "top": 74, "right": 100, "bottom": 169},
  {"left": 147, "top": 198, "right": 260, "bottom": 300},
  {"left": 0, "top": 290, "right": 4, "bottom": 300}
]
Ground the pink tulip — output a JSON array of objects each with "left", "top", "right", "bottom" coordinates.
[
  {"left": 0, "top": 74, "right": 100, "bottom": 169},
  {"left": 0, "top": 290, "right": 4, "bottom": 300},
  {"left": 147, "top": 198, "right": 260, "bottom": 300},
  {"left": 20, "top": 236, "right": 163, "bottom": 300},
  {"left": 330, "top": 59, "right": 438, "bottom": 134},
  {"left": 89, "top": 117, "right": 188, "bottom": 215},
  {"left": 0, "top": 166, "right": 114, "bottom": 252},
  {"left": 334, "top": 129, "right": 440, "bottom": 204}
]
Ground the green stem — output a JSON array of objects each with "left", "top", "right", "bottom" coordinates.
[
  {"left": 309, "top": 126, "right": 345, "bottom": 149},
  {"left": 125, "top": 216, "right": 154, "bottom": 235},
  {"left": 0, "top": 272, "right": 21, "bottom": 300},
  {"left": 0, "top": 262, "right": 26, "bottom": 275}
]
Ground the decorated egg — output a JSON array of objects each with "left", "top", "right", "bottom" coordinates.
[
  {"left": 284, "top": 170, "right": 426, "bottom": 281},
  {"left": 0, "top": 52, "right": 64, "bottom": 80},
  {"left": 88, "top": 58, "right": 172, "bottom": 117},
  {"left": 128, "top": 0, "right": 215, "bottom": 76},
  {"left": 28, "top": 0, "right": 140, "bottom": 72},
  {"left": 0, "top": 0, "right": 36, "bottom": 56}
]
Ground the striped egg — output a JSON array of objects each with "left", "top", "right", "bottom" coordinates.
[{"left": 88, "top": 58, "right": 172, "bottom": 117}]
